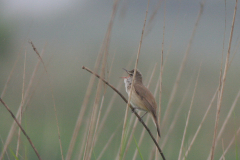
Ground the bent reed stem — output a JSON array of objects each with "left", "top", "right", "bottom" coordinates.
[{"left": 82, "top": 66, "right": 166, "bottom": 160}]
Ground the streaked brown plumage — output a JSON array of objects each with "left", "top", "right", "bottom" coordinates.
[{"left": 122, "top": 68, "right": 161, "bottom": 137}]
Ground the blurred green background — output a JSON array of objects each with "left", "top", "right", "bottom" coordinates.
[{"left": 0, "top": 0, "right": 240, "bottom": 159}]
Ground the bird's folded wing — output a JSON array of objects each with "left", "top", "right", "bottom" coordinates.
[{"left": 134, "top": 83, "right": 157, "bottom": 114}]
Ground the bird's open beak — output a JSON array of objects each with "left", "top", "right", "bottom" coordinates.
[
  {"left": 122, "top": 68, "right": 129, "bottom": 74},
  {"left": 121, "top": 68, "right": 130, "bottom": 79}
]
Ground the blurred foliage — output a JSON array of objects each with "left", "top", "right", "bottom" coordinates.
[{"left": 0, "top": 18, "right": 15, "bottom": 59}]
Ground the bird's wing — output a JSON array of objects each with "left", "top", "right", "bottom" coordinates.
[
  {"left": 134, "top": 83, "right": 161, "bottom": 137},
  {"left": 134, "top": 83, "right": 157, "bottom": 114}
]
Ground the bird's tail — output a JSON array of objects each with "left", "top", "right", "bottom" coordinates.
[{"left": 152, "top": 112, "right": 161, "bottom": 138}]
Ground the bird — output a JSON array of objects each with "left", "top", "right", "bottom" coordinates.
[{"left": 122, "top": 68, "right": 161, "bottom": 137}]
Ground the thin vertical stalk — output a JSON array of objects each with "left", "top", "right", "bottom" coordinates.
[
  {"left": 178, "top": 64, "right": 201, "bottom": 160},
  {"left": 155, "top": 0, "right": 166, "bottom": 159},
  {"left": 183, "top": 89, "right": 218, "bottom": 159},
  {"left": 0, "top": 49, "right": 44, "bottom": 160},
  {"left": 161, "top": 2, "right": 204, "bottom": 129},
  {"left": 16, "top": 51, "right": 27, "bottom": 157},
  {"left": 29, "top": 41, "right": 64, "bottom": 160},
  {"left": 161, "top": 76, "right": 194, "bottom": 149},
  {"left": 210, "top": 1, "right": 238, "bottom": 159},
  {"left": 119, "top": 0, "right": 150, "bottom": 159},
  {"left": 219, "top": 127, "right": 240, "bottom": 160}
]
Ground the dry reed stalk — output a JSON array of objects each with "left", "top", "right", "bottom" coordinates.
[
  {"left": 82, "top": 66, "right": 165, "bottom": 159},
  {"left": 132, "top": 115, "right": 151, "bottom": 160},
  {"left": 1, "top": 52, "right": 21, "bottom": 98},
  {"left": 0, "top": 98, "right": 42, "bottom": 160},
  {"left": 155, "top": 1, "right": 166, "bottom": 159},
  {"left": 16, "top": 51, "right": 27, "bottom": 157},
  {"left": 219, "top": 127, "right": 240, "bottom": 160},
  {"left": 178, "top": 64, "right": 201, "bottom": 160},
  {"left": 161, "top": 75, "right": 193, "bottom": 149},
  {"left": 121, "top": 112, "right": 135, "bottom": 160},
  {"left": 0, "top": 49, "right": 44, "bottom": 160},
  {"left": 216, "top": 87, "right": 240, "bottom": 143},
  {"left": 182, "top": 88, "right": 218, "bottom": 159},
  {"left": 119, "top": 0, "right": 150, "bottom": 158},
  {"left": 221, "top": 139, "right": 226, "bottom": 160},
  {"left": 207, "top": 85, "right": 240, "bottom": 159},
  {"left": 210, "top": 1, "right": 238, "bottom": 159},
  {"left": 0, "top": 135, "right": 10, "bottom": 160},
  {"left": 91, "top": 52, "right": 116, "bottom": 151},
  {"left": 68, "top": 0, "right": 119, "bottom": 157},
  {"left": 122, "top": 64, "right": 158, "bottom": 160},
  {"left": 83, "top": 94, "right": 102, "bottom": 160},
  {"left": 220, "top": 0, "right": 227, "bottom": 77},
  {"left": 229, "top": 39, "right": 240, "bottom": 66},
  {"left": 77, "top": 116, "right": 91, "bottom": 160},
  {"left": 161, "top": 2, "right": 204, "bottom": 130},
  {"left": 149, "top": 145, "right": 156, "bottom": 160},
  {"left": 66, "top": 48, "right": 103, "bottom": 160},
  {"left": 83, "top": 48, "right": 108, "bottom": 160},
  {"left": 29, "top": 41, "right": 64, "bottom": 160},
  {"left": 83, "top": 0, "right": 119, "bottom": 159},
  {"left": 96, "top": 123, "right": 122, "bottom": 160},
  {"left": 22, "top": 52, "right": 54, "bottom": 114},
  {"left": 89, "top": 96, "right": 105, "bottom": 154}
]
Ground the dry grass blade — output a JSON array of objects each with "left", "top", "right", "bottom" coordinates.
[
  {"left": 178, "top": 64, "right": 201, "bottom": 160},
  {"left": 132, "top": 115, "right": 151, "bottom": 160},
  {"left": 217, "top": 87, "right": 240, "bottom": 144},
  {"left": 1, "top": 52, "right": 21, "bottom": 98},
  {"left": 83, "top": 0, "right": 119, "bottom": 159},
  {"left": 161, "top": 76, "right": 193, "bottom": 149},
  {"left": 0, "top": 98, "right": 42, "bottom": 160},
  {"left": 207, "top": 84, "right": 240, "bottom": 159},
  {"left": 83, "top": 58, "right": 106, "bottom": 160},
  {"left": 210, "top": 1, "right": 238, "bottom": 159},
  {"left": 89, "top": 95, "right": 105, "bottom": 155},
  {"left": 221, "top": 139, "right": 226, "bottom": 160},
  {"left": 29, "top": 41, "right": 64, "bottom": 160},
  {"left": 229, "top": 39, "right": 240, "bottom": 66},
  {"left": 77, "top": 116, "right": 91, "bottom": 160},
  {"left": 161, "top": 2, "right": 205, "bottom": 129},
  {"left": 16, "top": 51, "right": 27, "bottom": 157},
  {"left": 0, "top": 49, "right": 44, "bottom": 160},
  {"left": 91, "top": 52, "right": 115, "bottom": 151},
  {"left": 156, "top": 0, "right": 166, "bottom": 159},
  {"left": 183, "top": 89, "right": 218, "bottom": 159},
  {"left": 82, "top": 66, "right": 165, "bottom": 160},
  {"left": 219, "top": 127, "right": 240, "bottom": 160},
  {"left": 0, "top": 135, "right": 10, "bottom": 160},
  {"left": 96, "top": 129, "right": 118, "bottom": 160},
  {"left": 119, "top": 0, "right": 150, "bottom": 158},
  {"left": 66, "top": 48, "right": 103, "bottom": 160}
]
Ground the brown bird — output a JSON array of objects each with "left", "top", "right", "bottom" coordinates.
[{"left": 122, "top": 68, "right": 161, "bottom": 137}]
